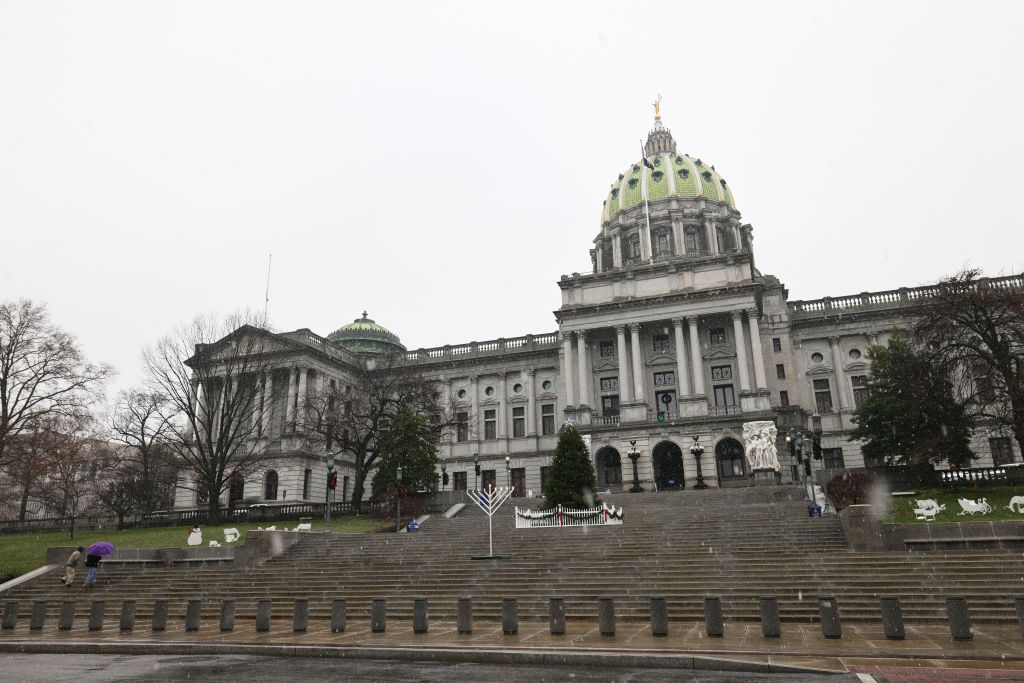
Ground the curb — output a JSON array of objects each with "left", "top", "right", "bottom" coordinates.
[{"left": 0, "top": 640, "right": 846, "bottom": 675}]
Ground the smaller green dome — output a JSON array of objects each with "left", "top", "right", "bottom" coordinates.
[{"left": 327, "top": 312, "right": 406, "bottom": 355}]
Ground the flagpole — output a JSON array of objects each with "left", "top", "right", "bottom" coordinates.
[{"left": 264, "top": 253, "right": 272, "bottom": 318}]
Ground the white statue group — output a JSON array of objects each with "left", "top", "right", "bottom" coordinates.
[
  {"left": 912, "top": 496, "right": 1024, "bottom": 520},
  {"left": 187, "top": 526, "right": 240, "bottom": 547}
]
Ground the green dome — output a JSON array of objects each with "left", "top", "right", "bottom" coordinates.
[
  {"left": 327, "top": 312, "right": 407, "bottom": 355},
  {"left": 601, "top": 152, "right": 736, "bottom": 224}
]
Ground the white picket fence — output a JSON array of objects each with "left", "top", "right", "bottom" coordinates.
[{"left": 514, "top": 503, "right": 624, "bottom": 529}]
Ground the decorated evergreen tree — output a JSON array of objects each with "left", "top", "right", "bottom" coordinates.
[
  {"left": 541, "top": 425, "right": 600, "bottom": 510},
  {"left": 371, "top": 408, "right": 439, "bottom": 499}
]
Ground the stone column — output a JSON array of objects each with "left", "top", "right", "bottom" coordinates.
[
  {"left": 629, "top": 324, "right": 646, "bottom": 403},
  {"left": 672, "top": 318, "right": 691, "bottom": 397},
  {"left": 284, "top": 368, "right": 297, "bottom": 433},
  {"left": 746, "top": 309, "right": 768, "bottom": 390},
  {"left": 296, "top": 368, "right": 308, "bottom": 430},
  {"left": 615, "top": 325, "right": 633, "bottom": 402},
  {"left": 497, "top": 372, "right": 508, "bottom": 438},
  {"left": 442, "top": 378, "right": 453, "bottom": 457},
  {"left": 731, "top": 311, "right": 751, "bottom": 392},
  {"left": 612, "top": 233, "right": 622, "bottom": 268},
  {"left": 688, "top": 317, "right": 706, "bottom": 395},
  {"left": 561, "top": 333, "right": 576, "bottom": 407},
  {"left": 262, "top": 372, "right": 274, "bottom": 437},
  {"left": 470, "top": 376, "right": 480, "bottom": 444},
  {"left": 576, "top": 332, "right": 591, "bottom": 407},
  {"left": 525, "top": 369, "right": 536, "bottom": 437},
  {"left": 595, "top": 245, "right": 604, "bottom": 272},
  {"left": 250, "top": 374, "right": 262, "bottom": 433},
  {"left": 640, "top": 221, "right": 652, "bottom": 262},
  {"left": 830, "top": 336, "right": 851, "bottom": 410},
  {"left": 705, "top": 218, "right": 718, "bottom": 255}
]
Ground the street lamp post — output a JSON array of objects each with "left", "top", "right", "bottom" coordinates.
[
  {"left": 505, "top": 455, "right": 511, "bottom": 490},
  {"left": 441, "top": 461, "right": 448, "bottom": 506},
  {"left": 395, "top": 465, "right": 403, "bottom": 533},
  {"left": 811, "top": 412, "right": 832, "bottom": 512},
  {"left": 690, "top": 436, "right": 707, "bottom": 489},
  {"left": 325, "top": 452, "right": 335, "bottom": 533},
  {"left": 627, "top": 440, "right": 642, "bottom": 493}
]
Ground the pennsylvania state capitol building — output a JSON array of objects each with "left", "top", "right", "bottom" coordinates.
[{"left": 175, "top": 110, "right": 1021, "bottom": 510}]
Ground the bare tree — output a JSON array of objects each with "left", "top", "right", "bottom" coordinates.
[
  {"left": 6, "top": 426, "right": 53, "bottom": 521},
  {"left": 914, "top": 270, "right": 1024, "bottom": 455},
  {"left": 36, "top": 412, "right": 107, "bottom": 538},
  {"left": 108, "top": 388, "right": 177, "bottom": 513},
  {"left": 142, "top": 313, "right": 283, "bottom": 521},
  {"left": 0, "top": 299, "right": 113, "bottom": 469}
]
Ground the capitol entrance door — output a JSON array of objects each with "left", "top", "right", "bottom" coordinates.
[
  {"left": 595, "top": 447, "right": 622, "bottom": 492},
  {"left": 652, "top": 441, "right": 684, "bottom": 490},
  {"left": 716, "top": 437, "right": 749, "bottom": 487}
]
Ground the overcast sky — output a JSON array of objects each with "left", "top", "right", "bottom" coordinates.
[{"left": 2, "top": 1, "right": 1023, "bottom": 394}]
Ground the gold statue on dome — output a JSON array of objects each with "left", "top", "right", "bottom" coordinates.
[{"left": 653, "top": 94, "right": 662, "bottom": 121}]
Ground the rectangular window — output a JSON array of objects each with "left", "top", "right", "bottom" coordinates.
[
  {"left": 823, "top": 448, "right": 845, "bottom": 470},
  {"left": 512, "top": 406, "right": 525, "bottom": 438},
  {"left": 599, "top": 341, "right": 615, "bottom": 358},
  {"left": 484, "top": 409, "right": 496, "bottom": 440},
  {"left": 303, "top": 469, "right": 312, "bottom": 499},
  {"left": 540, "top": 466, "right": 551, "bottom": 494},
  {"left": 851, "top": 375, "right": 869, "bottom": 407},
  {"left": 772, "top": 337, "right": 782, "bottom": 353},
  {"left": 863, "top": 453, "right": 885, "bottom": 468},
  {"left": 776, "top": 364, "right": 786, "bottom": 379},
  {"left": 684, "top": 231, "right": 697, "bottom": 253},
  {"left": 511, "top": 467, "right": 526, "bottom": 497},
  {"left": 481, "top": 469, "right": 496, "bottom": 491},
  {"left": 656, "top": 233, "right": 670, "bottom": 256},
  {"left": 977, "top": 374, "right": 995, "bottom": 402},
  {"left": 600, "top": 377, "right": 618, "bottom": 391},
  {"left": 456, "top": 411, "right": 469, "bottom": 443},
  {"left": 653, "top": 371, "right": 675, "bottom": 386},
  {"left": 711, "top": 365, "right": 732, "bottom": 381},
  {"left": 714, "top": 384, "right": 736, "bottom": 407},
  {"left": 652, "top": 334, "right": 670, "bottom": 353},
  {"left": 342, "top": 476, "right": 349, "bottom": 502},
  {"left": 453, "top": 471, "right": 467, "bottom": 491},
  {"left": 602, "top": 394, "right": 620, "bottom": 417},
  {"left": 709, "top": 327, "right": 726, "bottom": 345},
  {"left": 541, "top": 404, "right": 555, "bottom": 435},
  {"left": 814, "top": 379, "right": 834, "bottom": 413},
  {"left": 779, "top": 390, "right": 790, "bottom": 407},
  {"left": 991, "top": 437, "right": 1015, "bottom": 466}
]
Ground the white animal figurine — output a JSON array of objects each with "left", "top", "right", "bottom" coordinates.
[
  {"left": 208, "top": 540, "right": 221, "bottom": 548},
  {"left": 187, "top": 528, "right": 202, "bottom": 546},
  {"left": 957, "top": 497, "right": 992, "bottom": 515},
  {"left": 1008, "top": 496, "right": 1024, "bottom": 513},
  {"left": 913, "top": 499, "right": 945, "bottom": 521},
  {"left": 293, "top": 523, "right": 312, "bottom": 532},
  {"left": 223, "top": 528, "right": 240, "bottom": 543},
  {"left": 264, "top": 525, "right": 276, "bottom": 531}
]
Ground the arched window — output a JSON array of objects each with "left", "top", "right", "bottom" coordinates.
[{"left": 264, "top": 470, "right": 279, "bottom": 501}]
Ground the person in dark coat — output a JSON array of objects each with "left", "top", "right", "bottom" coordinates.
[{"left": 81, "top": 553, "right": 102, "bottom": 588}]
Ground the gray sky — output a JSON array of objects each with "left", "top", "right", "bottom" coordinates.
[{"left": 2, "top": 1, "right": 1023, "bottom": 394}]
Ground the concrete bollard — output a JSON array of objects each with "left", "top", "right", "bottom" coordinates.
[
  {"left": 256, "top": 600, "right": 272, "bottom": 632},
  {"left": 880, "top": 597, "right": 905, "bottom": 640},
  {"left": 30, "top": 601, "right": 47, "bottom": 630},
  {"left": 946, "top": 597, "right": 972, "bottom": 641},
  {"left": 759, "top": 597, "right": 780, "bottom": 638},
  {"left": 293, "top": 599, "right": 309, "bottom": 633},
  {"left": 88, "top": 601, "right": 105, "bottom": 631},
  {"left": 371, "top": 598, "right": 386, "bottom": 633},
  {"left": 152, "top": 600, "right": 169, "bottom": 632},
  {"left": 548, "top": 597, "right": 566, "bottom": 635},
  {"left": 1016, "top": 598, "right": 1024, "bottom": 639},
  {"left": 650, "top": 598, "right": 668, "bottom": 637},
  {"left": 457, "top": 598, "right": 472, "bottom": 634},
  {"left": 502, "top": 598, "right": 518, "bottom": 635},
  {"left": 704, "top": 596, "right": 724, "bottom": 637},
  {"left": 413, "top": 598, "right": 428, "bottom": 634},
  {"left": 598, "top": 598, "right": 616, "bottom": 636},
  {"left": 220, "top": 600, "right": 236, "bottom": 632},
  {"left": 58, "top": 601, "right": 75, "bottom": 631},
  {"left": 818, "top": 596, "right": 841, "bottom": 639},
  {"left": 331, "top": 600, "right": 346, "bottom": 633},
  {"left": 120, "top": 600, "right": 136, "bottom": 631},
  {"left": 185, "top": 600, "right": 202, "bottom": 632},
  {"left": 2, "top": 601, "right": 17, "bottom": 630}
]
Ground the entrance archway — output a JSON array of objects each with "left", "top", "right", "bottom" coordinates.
[
  {"left": 595, "top": 446, "right": 622, "bottom": 491},
  {"left": 715, "top": 437, "right": 748, "bottom": 484},
  {"left": 652, "top": 441, "right": 684, "bottom": 490}
]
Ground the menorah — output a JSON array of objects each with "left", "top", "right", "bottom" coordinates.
[{"left": 466, "top": 485, "right": 513, "bottom": 558}]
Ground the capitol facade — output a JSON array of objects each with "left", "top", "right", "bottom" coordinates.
[{"left": 175, "top": 114, "right": 1020, "bottom": 510}]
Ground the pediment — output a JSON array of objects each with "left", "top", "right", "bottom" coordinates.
[
  {"left": 480, "top": 398, "right": 501, "bottom": 407},
  {"left": 508, "top": 395, "right": 528, "bottom": 405},
  {"left": 844, "top": 361, "right": 869, "bottom": 373},
  {"left": 646, "top": 355, "right": 677, "bottom": 367},
  {"left": 806, "top": 366, "right": 834, "bottom": 376},
  {"left": 593, "top": 361, "right": 619, "bottom": 373},
  {"left": 703, "top": 348, "right": 736, "bottom": 361},
  {"left": 537, "top": 391, "right": 558, "bottom": 401}
]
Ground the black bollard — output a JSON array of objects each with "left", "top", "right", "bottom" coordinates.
[
  {"left": 371, "top": 598, "right": 386, "bottom": 633},
  {"left": 30, "top": 601, "right": 47, "bottom": 630},
  {"left": 598, "top": 598, "right": 616, "bottom": 636},
  {"left": 293, "top": 599, "right": 309, "bottom": 633},
  {"left": 120, "top": 600, "right": 136, "bottom": 631},
  {"left": 548, "top": 597, "right": 566, "bottom": 635},
  {"left": 220, "top": 600, "right": 236, "bottom": 632},
  {"left": 152, "top": 600, "right": 169, "bottom": 632},
  {"left": 759, "top": 597, "right": 780, "bottom": 638},
  {"left": 413, "top": 598, "right": 428, "bottom": 634},
  {"left": 2, "top": 601, "right": 17, "bottom": 630},
  {"left": 58, "top": 601, "right": 75, "bottom": 631},
  {"left": 457, "top": 598, "right": 472, "bottom": 635},
  {"left": 946, "top": 597, "right": 972, "bottom": 641},
  {"left": 185, "top": 600, "right": 201, "bottom": 632},
  {"left": 88, "top": 601, "right": 105, "bottom": 631},
  {"left": 256, "top": 600, "right": 272, "bottom": 632},
  {"left": 818, "top": 596, "right": 841, "bottom": 639},
  {"left": 331, "top": 599, "right": 346, "bottom": 633},
  {"left": 650, "top": 597, "right": 668, "bottom": 637},
  {"left": 502, "top": 598, "right": 518, "bottom": 635},
  {"left": 880, "top": 597, "right": 905, "bottom": 640},
  {"left": 704, "top": 596, "right": 724, "bottom": 637}
]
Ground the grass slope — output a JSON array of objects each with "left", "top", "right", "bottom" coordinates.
[{"left": 885, "top": 486, "right": 1024, "bottom": 524}]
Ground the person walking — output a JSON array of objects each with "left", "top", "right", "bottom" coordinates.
[
  {"left": 81, "top": 553, "right": 102, "bottom": 589},
  {"left": 61, "top": 546, "right": 84, "bottom": 587}
]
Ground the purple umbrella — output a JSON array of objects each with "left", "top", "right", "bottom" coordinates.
[{"left": 86, "top": 542, "right": 116, "bottom": 556}]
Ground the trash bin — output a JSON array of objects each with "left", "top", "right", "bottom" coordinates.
[{"left": 407, "top": 520, "right": 419, "bottom": 532}]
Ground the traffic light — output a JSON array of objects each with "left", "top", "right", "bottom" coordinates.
[{"left": 328, "top": 472, "right": 338, "bottom": 490}]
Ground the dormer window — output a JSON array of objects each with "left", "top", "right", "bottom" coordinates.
[
  {"left": 702, "top": 171, "right": 712, "bottom": 181},
  {"left": 720, "top": 179, "right": 727, "bottom": 187},
  {"left": 628, "top": 178, "right": 639, "bottom": 189},
  {"left": 677, "top": 168, "right": 689, "bottom": 179},
  {"left": 610, "top": 188, "right": 619, "bottom": 198},
  {"left": 695, "top": 159, "right": 703, "bottom": 167},
  {"left": 652, "top": 170, "right": 663, "bottom": 182}
]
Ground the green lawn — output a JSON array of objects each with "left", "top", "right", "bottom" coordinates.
[
  {"left": 0, "top": 517, "right": 385, "bottom": 582},
  {"left": 885, "top": 485, "right": 1024, "bottom": 524}
]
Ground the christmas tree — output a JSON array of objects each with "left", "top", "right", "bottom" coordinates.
[{"left": 542, "top": 425, "right": 600, "bottom": 510}]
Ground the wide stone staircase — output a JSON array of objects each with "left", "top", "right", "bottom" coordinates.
[{"left": 7, "top": 485, "right": 1024, "bottom": 625}]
